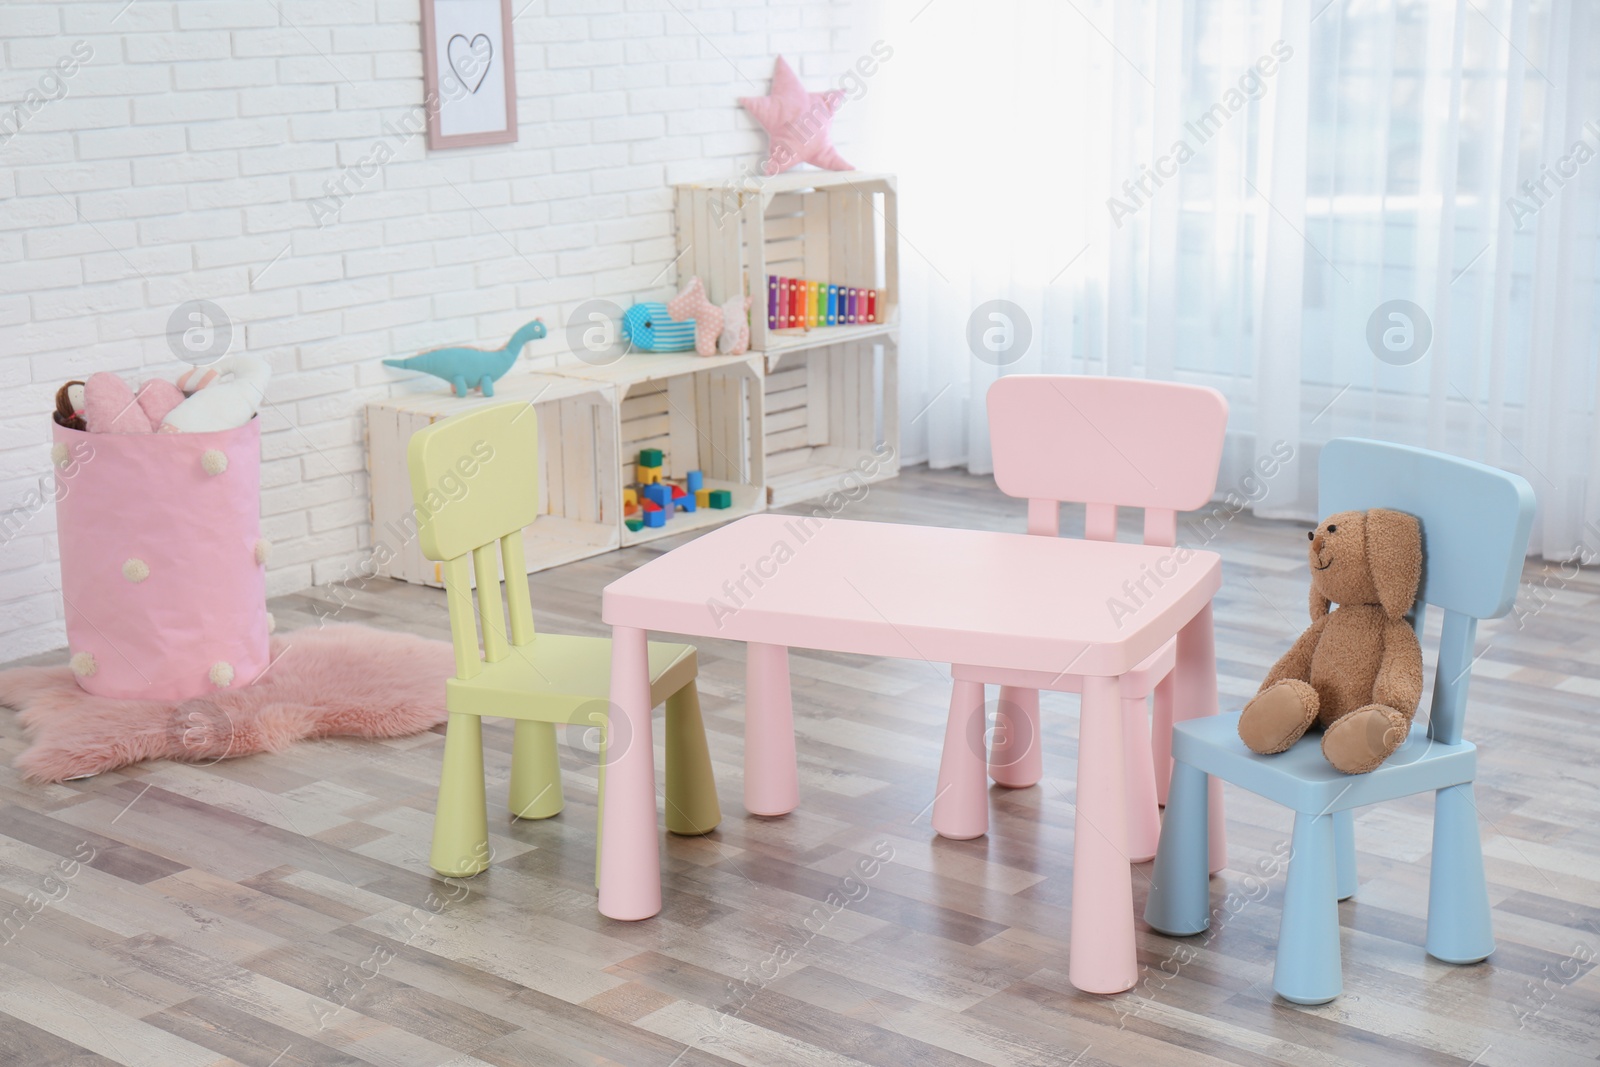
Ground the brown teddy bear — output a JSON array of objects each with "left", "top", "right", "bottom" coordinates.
[{"left": 1238, "top": 508, "right": 1424, "bottom": 774}]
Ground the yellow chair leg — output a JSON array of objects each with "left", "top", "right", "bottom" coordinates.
[
  {"left": 509, "top": 720, "right": 564, "bottom": 819},
  {"left": 665, "top": 682, "right": 721, "bottom": 836},
  {"left": 431, "top": 713, "right": 490, "bottom": 877}
]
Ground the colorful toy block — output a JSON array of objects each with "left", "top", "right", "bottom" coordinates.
[
  {"left": 709, "top": 489, "right": 732, "bottom": 509},
  {"left": 678, "top": 492, "right": 696, "bottom": 513},
  {"left": 624, "top": 502, "right": 639, "bottom": 517},
  {"left": 625, "top": 518, "right": 644, "bottom": 532},
  {"left": 670, "top": 484, "right": 688, "bottom": 499},
  {"left": 643, "top": 483, "right": 672, "bottom": 509},
  {"left": 623, "top": 487, "right": 638, "bottom": 507},
  {"left": 641, "top": 499, "right": 662, "bottom": 512},
  {"left": 643, "top": 508, "right": 666, "bottom": 528},
  {"left": 695, "top": 488, "right": 712, "bottom": 508},
  {"left": 686, "top": 470, "right": 704, "bottom": 492},
  {"left": 637, "top": 464, "right": 663, "bottom": 485},
  {"left": 638, "top": 448, "right": 664, "bottom": 467}
]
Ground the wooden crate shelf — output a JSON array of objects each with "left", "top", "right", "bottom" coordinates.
[
  {"left": 365, "top": 171, "right": 901, "bottom": 584},
  {"left": 757, "top": 320, "right": 897, "bottom": 362},
  {"left": 545, "top": 351, "right": 766, "bottom": 546},
  {"left": 674, "top": 171, "right": 898, "bottom": 355},
  {"left": 366, "top": 372, "right": 619, "bottom": 588},
  {"left": 763, "top": 336, "right": 899, "bottom": 508}
]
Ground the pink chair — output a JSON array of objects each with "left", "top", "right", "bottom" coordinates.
[{"left": 938, "top": 375, "right": 1229, "bottom": 859}]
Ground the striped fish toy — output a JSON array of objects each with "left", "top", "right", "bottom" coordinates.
[{"left": 620, "top": 302, "right": 697, "bottom": 352}]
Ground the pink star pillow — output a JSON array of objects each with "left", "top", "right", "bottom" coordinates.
[{"left": 739, "top": 56, "right": 853, "bottom": 176}]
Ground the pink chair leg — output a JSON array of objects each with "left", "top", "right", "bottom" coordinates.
[
  {"left": 598, "top": 625, "right": 661, "bottom": 921},
  {"left": 1122, "top": 695, "right": 1160, "bottom": 863},
  {"left": 990, "top": 685, "right": 1042, "bottom": 788},
  {"left": 1176, "top": 600, "right": 1227, "bottom": 874},
  {"left": 1151, "top": 671, "right": 1175, "bottom": 806},
  {"left": 744, "top": 642, "right": 799, "bottom": 817},
  {"left": 1069, "top": 674, "right": 1136, "bottom": 994},
  {"left": 934, "top": 679, "right": 989, "bottom": 840}
]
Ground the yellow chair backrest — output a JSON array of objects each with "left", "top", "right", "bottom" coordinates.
[
  {"left": 407, "top": 402, "right": 539, "bottom": 561},
  {"left": 405, "top": 401, "right": 541, "bottom": 677}
]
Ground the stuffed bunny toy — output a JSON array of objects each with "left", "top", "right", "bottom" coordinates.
[
  {"left": 160, "top": 355, "right": 270, "bottom": 433},
  {"left": 1237, "top": 508, "right": 1425, "bottom": 774}
]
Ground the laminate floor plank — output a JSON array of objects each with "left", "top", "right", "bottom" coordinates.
[{"left": 0, "top": 1013, "right": 120, "bottom": 1066}]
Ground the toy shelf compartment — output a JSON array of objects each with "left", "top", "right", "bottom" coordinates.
[
  {"left": 763, "top": 337, "right": 899, "bottom": 508},
  {"left": 674, "top": 171, "right": 898, "bottom": 356},
  {"left": 547, "top": 351, "right": 766, "bottom": 546},
  {"left": 366, "top": 372, "right": 619, "bottom": 588}
]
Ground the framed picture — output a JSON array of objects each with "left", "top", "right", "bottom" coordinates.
[{"left": 420, "top": 0, "right": 518, "bottom": 149}]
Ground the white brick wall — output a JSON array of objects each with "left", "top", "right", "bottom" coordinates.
[{"left": 0, "top": 0, "right": 868, "bottom": 661}]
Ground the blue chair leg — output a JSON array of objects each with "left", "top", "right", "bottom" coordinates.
[
  {"left": 1426, "top": 782, "right": 1495, "bottom": 964},
  {"left": 1144, "top": 759, "right": 1211, "bottom": 936},
  {"left": 1334, "top": 809, "right": 1356, "bottom": 901},
  {"left": 1274, "top": 812, "right": 1342, "bottom": 1004}
]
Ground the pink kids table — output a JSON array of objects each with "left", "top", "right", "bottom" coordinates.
[{"left": 599, "top": 513, "right": 1223, "bottom": 993}]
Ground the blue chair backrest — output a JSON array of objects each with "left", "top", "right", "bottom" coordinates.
[{"left": 1319, "top": 439, "right": 1535, "bottom": 745}]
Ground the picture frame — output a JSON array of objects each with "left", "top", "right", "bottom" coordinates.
[{"left": 420, "top": 0, "right": 518, "bottom": 150}]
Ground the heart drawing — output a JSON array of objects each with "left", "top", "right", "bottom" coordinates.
[{"left": 446, "top": 33, "right": 493, "bottom": 94}]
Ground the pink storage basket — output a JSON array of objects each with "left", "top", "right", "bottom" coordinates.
[{"left": 53, "top": 418, "right": 270, "bottom": 701}]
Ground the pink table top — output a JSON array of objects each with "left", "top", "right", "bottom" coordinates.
[{"left": 603, "top": 515, "right": 1221, "bottom": 677}]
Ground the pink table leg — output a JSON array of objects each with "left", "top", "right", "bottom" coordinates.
[
  {"left": 934, "top": 679, "right": 989, "bottom": 839},
  {"left": 990, "top": 685, "right": 1042, "bottom": 788},
  {"left": 1070, "top": 674, "right": 1136, "bottom": 993},
  {"left": 745, "top": 642, "right": 799, "bottom": 816},
  {"left": 1175, "top": 599, "right": 1227, "bottom": 874},
  {"left": 598, "top": 625, "right": 662, "bottom": 920}
]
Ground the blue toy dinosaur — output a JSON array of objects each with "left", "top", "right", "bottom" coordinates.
[{"left": 382, "top": 318, "right": 547, "bottom": 397}]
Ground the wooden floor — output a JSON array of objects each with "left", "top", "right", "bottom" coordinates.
[{"left": 2, "top": 464, "right": 1598, "bottom": 1066}]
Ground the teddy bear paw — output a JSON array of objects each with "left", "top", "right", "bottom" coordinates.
[
  {"left": 1322, "top": 705, "right": 1411, "bottom": 774},
  {"left": 1238, "top": 679, "right": 1319, "bottom": 754}
]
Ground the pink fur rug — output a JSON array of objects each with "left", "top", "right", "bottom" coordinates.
[{"left": 0, "top": 624, "right": 453, "bottom": 783}]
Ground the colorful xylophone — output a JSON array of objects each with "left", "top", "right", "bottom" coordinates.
[{"left": 766, "top": 276, "right": 883, "bottom": 330}]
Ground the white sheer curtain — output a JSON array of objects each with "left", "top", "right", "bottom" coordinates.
[{"left": 858, "top": 0, "right": 1600, "bottom": 560}]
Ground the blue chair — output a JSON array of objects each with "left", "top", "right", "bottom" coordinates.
[{"left": 1143, "top": 438, "right": 1535, "bottom": 1004}]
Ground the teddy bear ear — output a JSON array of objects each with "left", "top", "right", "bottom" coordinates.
[
  {"left": 1365, "top": 508, "right": 1422, "bottom": 621},
  {"left": 1309, "top": 585, "right": 1330, "bottom": 621}
]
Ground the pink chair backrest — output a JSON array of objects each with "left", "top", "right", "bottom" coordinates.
[{"left": 986, "top": 375, "right": 1229, "bottom": 547}]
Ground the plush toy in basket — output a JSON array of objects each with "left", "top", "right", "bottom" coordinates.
[
  {"left": 1236, "top": 508, "right": 1425, "bottom": 775},
  {"left": 57, "top": 356, "right": 272, "bottom": 435},
  {"left": 50, "top": 357, "right": 274, "bottom": 701}
]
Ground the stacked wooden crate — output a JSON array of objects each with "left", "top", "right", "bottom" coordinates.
[
  {"left": 366, "top": 372, "right": 619, "bottom": 587},
  {"left": 673, "top": 170, "right": 900, "bottom": 506},
  {"left": 364, "top": 172, "right": 900, "bottom": 583},
  {"left": 673, "top": 170, "right": 898, "bottom": 353},
  {"left": 762, "top": 342, "right": 897, "bottom": 507},
  {"left": 546, "top": 350, "right": 765, "bottom": 546}
]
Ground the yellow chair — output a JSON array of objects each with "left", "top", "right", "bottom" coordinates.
[{"left": 406, "top": 401, "right": 721, "bottom": 878}]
